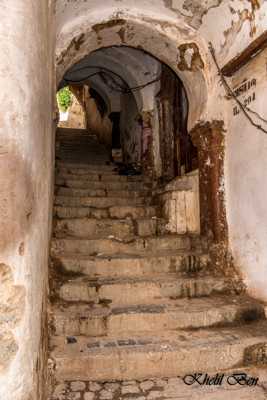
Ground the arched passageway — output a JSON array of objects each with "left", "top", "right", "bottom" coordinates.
[
  {"left": 48, "top": 12, "right": 234, "bottom": 399},
  {"left": 54, "top": 14, "right": 229, "bottom": 245},
  {"left": 57, "top": 46, "right": 198, "bottom": 181},
  {"left": 2, "top": 2, "right": 267, "bottom": 400}
]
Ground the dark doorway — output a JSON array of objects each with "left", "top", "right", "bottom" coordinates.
[{"left": 109, "top": 112, "right": 121, "bottom": 149}]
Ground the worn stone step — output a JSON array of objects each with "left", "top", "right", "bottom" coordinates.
[
  {"left": 54, "top": 218, "right": 159, "bottom": 239},
  {"left": 49, "top": 368, "right": 267, "bottom": 400},
  {"left": 54, "top": 205, "right": 159, "bottom": 220},
  {"left": 54, "top": 218, "right": 134, "bottom": 240},
  {"left": 57, "top": 169, "right": 117, "bottom": 177},
  {"left": 57, "top": 166, "right": 117, "bottom": 175},
  {"left": 56, "top": 187, "right": 151, "bottom": 199},
  {"left": 52, "top": 251, "right": 209, "bottom": 278},
  {"left": 57, "top": 155, "right": 109, "bottom": 162},
  {"left": 56, "top": 177, "right": 152, "bottom": 191},
  {"left": 57, "top": 275, "right": 232, "bottom": 305},
  {"left": 51, "top": 235, "right": 191, "bottom": 256},
  {"left": 50, "top": 321, "right": 267, "bottom": 381},
  {"left": 52, "top": 295, "right": 265, "bottom": 336},
  {"left": 56, "top": 161, "right": 115, "bottom": 171},
  {"left": 55, "top": 195, "right": 151, "bottom": 208},
  {"left": 57, "top": 172, "right": 146, "bottom": 182}
]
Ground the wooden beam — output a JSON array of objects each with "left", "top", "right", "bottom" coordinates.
[{"left": 222, "top": 30, "right": 267, "bottom": 77}]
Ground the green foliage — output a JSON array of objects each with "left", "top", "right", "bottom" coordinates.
[{"left": 57, "top": 86, "right": 73, "bottom": 112}]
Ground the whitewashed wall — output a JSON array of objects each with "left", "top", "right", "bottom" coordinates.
[
  {"left": 0, "top": 1, "right": 54, "bottom": 399},
  {"left": 225, "top": 48, "right": 267, "bottom": 300}
]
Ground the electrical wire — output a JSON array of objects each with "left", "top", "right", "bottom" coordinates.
[
  {"left": 209, "top": 42, "right": 267, "bottom": 135},
  {"left": 63, "top": 64, "right": 161, "bottom": 94}
]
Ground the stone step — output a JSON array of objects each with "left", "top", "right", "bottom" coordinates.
[
  {"left": 55, "top": 195, "right": 151, "bottom": 208},
  {"left": 51, "top": 235, "right": 191, "bottom": 256},
  {"left": 56, "top": 177, "right": 152, "bottom": 191},
  {"left": 54, "top": 205, "right": 159, "bottom": 220},
  {"left": 57, "top": 172, "right": 145, "bottom": 182},
  {"left": 50, "top": 321, "right": 267, "bottom": 381},
  {"left": 57, "top": 165, "right": 117, "bottom": 175},
  {"left": 49, "top": 370, "right": 267, "bottom": 400},
  {"left": 57, "top": 275, "right": 232, "bottom": 305},
  {"left": 54, "top": 218, "right": 159, "bottom": 239},
  {"left": 57, "top": 154, "right": 109, "bottom": 162},
  {"left": 56, "top": 187, "right": 151, "bottom": 199},
  {"left": 52, "top": 251, "right": 209, "bottom": 278},
  {"left": 52, "top": 295, "right": 265, "bottom": 336},
  {"left": 57, "top": 168, "right": 144, "bottom": 179},
  {"left": 57, "top": 169, "right": 118, "bottom": 177},
  {"left": 56, "top": 161, "right": 115, "bottom": 171}
]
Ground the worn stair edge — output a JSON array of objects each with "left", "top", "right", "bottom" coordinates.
[
  {"left": 56, "top": 178, "right": 153, "bottom": 191},
  {"left": 50, "top": 321, "right": 267, "bottom": 381},
  {"left": 54, "top": 195, "right": 152, "bottom": 208},
  {"left": 52, "top": 251, "right": 210, "bottom": 278},
  {"left": 51, "top": 235, "right": 192, "bottom": 256},
  {"left": 57, "top": 275, "right": 235, "bottom": 305},
  {"left": 57, "top": 167, "right": 118, "bottom": 175},
  {"left": 57, "top": 173, "right": 148, "bottom": 183},
  {"left": 56, "top": 187, "right": 152, "bottom": 199},
  {"left": 53, "top": 205, "right": 159, "bottom": 220},
  {"left": 51, "top": 295, "right": 265, "bottom": 336},
  {"left": 53, "top": 217, "right": 163, "bottom": 239}
]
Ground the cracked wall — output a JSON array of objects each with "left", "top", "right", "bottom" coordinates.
[
  {"left": 0, "top": 1, "right": 54, "bottom": 400},
  {"left": 55, "top": 0, "right": 267, "bottom": 68}
]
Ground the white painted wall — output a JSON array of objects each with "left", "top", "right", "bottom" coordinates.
[
  {"left": 0, "top": 1, "right": 54, "bottom": 399},
  {"left": 225, "top": 48, "right": 267, "bottom": 301},
  {"left": 0, "top": 3, "right": 267, "bottom": 398}
]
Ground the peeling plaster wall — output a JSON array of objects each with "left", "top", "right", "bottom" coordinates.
[
  {"left": 0, "top": 1, "right": 54, "bottom": 399},
  {"left": 55, "top": 0, "right": 267, "bottom": 105},
  {"left": 225, "top": 48, "right": 267, "bottom": 301},
  {"left": 200, "top": 0, "right": 267, "bottom": 65},
  {"left": 54, "top": 3, "right": 208, "bottom": 131}
]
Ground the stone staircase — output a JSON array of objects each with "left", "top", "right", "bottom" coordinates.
[{"left": 49, "top": 129, "right": 267, "bottom": 398}]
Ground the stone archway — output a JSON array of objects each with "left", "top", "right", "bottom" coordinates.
[
  {"left": 55, "top": 13, "right": 227, "bottom": 251},
  {"left": 55, "top": 16, "right": 208, "bottom": 130}
]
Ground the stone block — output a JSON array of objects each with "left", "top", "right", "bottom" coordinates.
[
  {"left": 70, "top": 381, "right": 86, "bottom": 391},
  {"left": 84, "top": 392, "right": 95, "bottom": 400}
]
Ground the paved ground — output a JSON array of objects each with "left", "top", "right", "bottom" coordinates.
[{"left": 51, "top": 368, "right": 267, "bottom": 400}]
